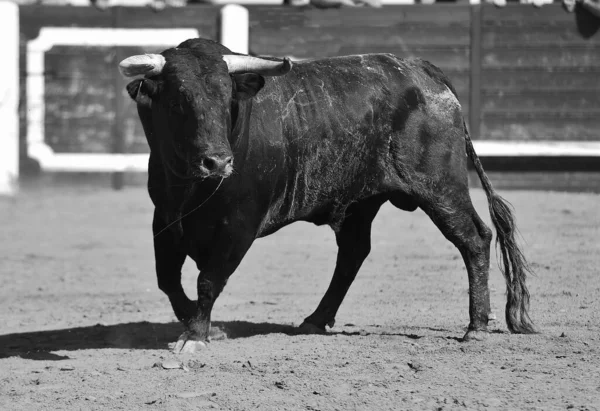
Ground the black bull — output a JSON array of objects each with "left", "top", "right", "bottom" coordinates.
[{"left": 120, "top": 38, "right": 535, "bottom": 353}]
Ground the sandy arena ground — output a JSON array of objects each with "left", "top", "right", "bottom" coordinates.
[{"left": 1, "top": 182, "right": 599, "bottom": 410}]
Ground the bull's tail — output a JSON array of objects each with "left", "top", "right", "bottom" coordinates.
[{"left": 464, "top": 121, "right": 537, "bottom": 334}]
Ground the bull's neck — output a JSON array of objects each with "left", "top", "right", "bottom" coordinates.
[{"left": 229, "top": 98, "right": 253, "bottom": 168}]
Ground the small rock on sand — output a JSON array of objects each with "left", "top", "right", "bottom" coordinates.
[{"left": 160, "top": 360, "right": 182, "bottom": 370}]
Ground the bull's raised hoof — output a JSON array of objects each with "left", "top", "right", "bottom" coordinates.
[
  {"left": 463, "top": 329, "right": 489, "bottom": 342},
  {"left": 172, "top": 331, "right": 207, "bottom": 354},
  {"left": 167, "top": 293, "right": 197, "bottom": 324}
]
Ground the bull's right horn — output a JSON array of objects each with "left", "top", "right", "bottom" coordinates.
[
  {"left": 119, "top": 54, "right": 166, "bottom": 77},
  {"left": 222, "top": 55, "right": 292, "bottom": 76}
]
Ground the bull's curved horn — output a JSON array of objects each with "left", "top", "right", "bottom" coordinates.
[
  {"left": 222, "top": 55, "right": 292, "bottom": 76},
  {"left": 119, "top": 54, "right": 166, "bottom": 77}
]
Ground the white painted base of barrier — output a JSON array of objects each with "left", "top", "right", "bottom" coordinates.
[
  {"left": 37, "top": 153, "right": 149, "bottom": 173},
  {"left": 473, "top": 141, "right": 600, "bottom": 157},
  {"left": 32, "top": 141, "right": 600, "bottom": 173},
  {"left": 0, "top": 1, "right": 19, "bottom": 195}
]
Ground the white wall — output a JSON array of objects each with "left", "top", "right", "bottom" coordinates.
[{"left": 0, "top": 1, "right": 19, "bottom": 196}]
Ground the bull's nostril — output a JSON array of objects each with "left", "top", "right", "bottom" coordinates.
[
  {"left": 202, "top": 157, "right": 217, "bottom": 171},
  {"left": 198, "top": 155, "right": 233, "bottom": 175}
]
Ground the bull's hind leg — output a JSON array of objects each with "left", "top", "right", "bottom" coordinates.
[
  {"left": 419, "top": 189, "right": 493, "bottom": 341},
  {"left": 301, "top": 197, "right": 385, "bottom": 332}
]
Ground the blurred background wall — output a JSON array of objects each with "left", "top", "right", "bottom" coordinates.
[{"left": 5, "top": 1, "right": 600, "bottom": 192}]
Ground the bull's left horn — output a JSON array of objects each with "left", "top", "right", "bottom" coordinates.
[
  {"left": 222, "top": 55, "right": 292, "bottom": 76},
  {"left": 119, "top": 54, "right": 166, "bottom": 77}
]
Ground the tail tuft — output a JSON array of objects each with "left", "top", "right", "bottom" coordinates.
[
  {"left": 464, "top": 120, "right": 537, "bottom": 334},
  {"left": 488, "top": 193, "right": 537, "bottom": 334}
]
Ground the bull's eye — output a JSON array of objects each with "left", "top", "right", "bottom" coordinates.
[{"left": 168, "top": 101, "right": 184, "bottom": 115}]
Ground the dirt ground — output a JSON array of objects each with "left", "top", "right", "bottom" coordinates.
[{"left": 1, "top": 181, "right": 599, "bottom": 410}]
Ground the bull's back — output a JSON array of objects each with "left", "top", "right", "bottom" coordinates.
[
  {"left": 254, "top": 54, "right": 406, "bottom": 137},
  {"left": 247, "top": 54, "right": 463, "bottom": 234}
]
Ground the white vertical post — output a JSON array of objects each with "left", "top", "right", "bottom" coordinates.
[
  {"left": 0, "top": 1, "right": 19, "bottom": 196},
  {"left": 220, "top": 4, "right": 249, "bottom": 55}
]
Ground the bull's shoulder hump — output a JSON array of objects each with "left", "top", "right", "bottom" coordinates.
[
  {"left": 401, "top": 57, "right": 459, "bottom": 99},
  {"left": 294, "top": 53, "right": 400, "bottom": 67},
  {"left": 291, "top": 54, "right": 409, "bottom": 81}
]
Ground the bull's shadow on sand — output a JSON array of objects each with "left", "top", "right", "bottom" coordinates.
[{"left": 0, "top": 321, "right": 458, "bottom": 361}]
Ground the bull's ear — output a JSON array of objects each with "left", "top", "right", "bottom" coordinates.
[
  {"left": 126, "top": 79, "right": 159, "bottom": 105},
  {"left": 232, "top": 73, "right": 265, "bottom": 100}
]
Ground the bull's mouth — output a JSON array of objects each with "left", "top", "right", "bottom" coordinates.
[
  {"left": 189, "top": 167, "right": 233, "bottom": 180},
  {"left": 166, "top": 163, "right": 233, "bottom": 181},
  {"left": 165, "top": 155, "right": 234, "bottom": 181}
]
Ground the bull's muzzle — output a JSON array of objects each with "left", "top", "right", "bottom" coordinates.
[{"left": 191, "top": 155, "right": 234, "bottom": 179}]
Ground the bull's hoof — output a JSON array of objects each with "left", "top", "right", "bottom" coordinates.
[
  {"left": 172, "top": 331, "right": 207, "bottom": 354},
  {"left": 463, "top": 329, "right": 489, "bottom": 342},
  {"left": 301, "top": 314, "right": 335, "bottom": 331},
  {"left": 298, "top": 322, "right": 327, "bottom": 335}
]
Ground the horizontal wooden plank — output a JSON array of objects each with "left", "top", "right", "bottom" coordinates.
[
  {"left": 482, "top": 46, "right": 600, "bottom": 68},
  {"left": 481, "top": 90, "right": 600, "bottom": 112},
  {"left": 482, "top": 109, "right": 600, "bottom": 119},
  {"left": 46, "top": 46, "right": 116, "bottom": 57},
  {"left": 481, "top": 117, "right": 600, "bottom": 141},
  {"left": 20, "top": 5, "right": 113, "bottom": 39},
  {"left": 248, "top": 5, "right": 471, "bottom": 29},
  {"left": 123, "top": 117, "right": 150, "bottom": 154},
  {"left": 20, "top": 5, "right": 218, "bottom": 40},
  {"left": 45, "top": 78, "right": 114, "bottom": 106},
  {"left": 481, "top": 68, "right": 600, "bottom": 92},
  {"left": 45, "top": 107, "right": 115, "bottom": 124},
  {"left": 45, "top": 122, "right": 113, "bottom": 153},
  {"left": 115, "top": 6, "right": 219, "bottom": 39},
  {"left": 44, "top": 48, "right": 116, "bottom": 80},
  {"left": 44, "top": 106, "right": 115, "bottom": 124},
  {"left": 45, "top": 45, "right": 163, "bottom": 58},
  {"left": 482, "top": 3, "right": 578, "bottom": 24},
  {"left": 252, "top": 25, "right": 469, "bottom": 50},
  {"left": 483, "top": 26, "right": 600, "bottom": 48},
  {"left": 126, "top": 142, "right": 151, "bottom": 154}
]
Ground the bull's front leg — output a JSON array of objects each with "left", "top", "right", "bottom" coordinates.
[
  {"left": 153, "top": 209, "right": 196, "bottom": 324},
  {"left": 173, "top": 225, "right": 255, "bottom": 354}
]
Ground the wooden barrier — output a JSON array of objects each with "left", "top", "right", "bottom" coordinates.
[
  {"left": 19, "top": 5, "right": 219, "bottom": 188},
  {"left": 15, "top": 3, "right": 600, "bottom": 189},
  {"left": 480, "top": 4, "right": 600, "bottom": 142}
]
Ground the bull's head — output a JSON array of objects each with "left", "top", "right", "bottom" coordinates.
[{"left": 119, "top": 40, "right": 292, "bottom": 179}]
